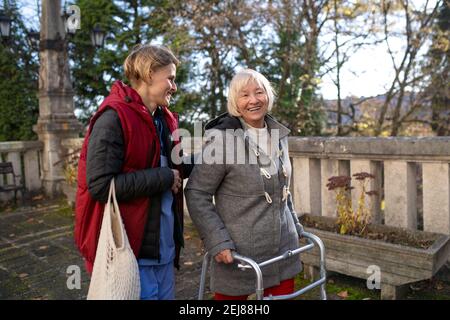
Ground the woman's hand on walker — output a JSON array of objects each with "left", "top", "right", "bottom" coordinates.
[{"left": 215, "top": 249, "right": 234, "bottom": 264}]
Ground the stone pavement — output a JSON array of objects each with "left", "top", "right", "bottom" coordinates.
[
  {"left": 0, "top": 198, "right": 87, "bottom": 299},
  {"left": 1, "top": 197, "right": 448, "bottom": 300},
  {"left": 0, "top": 197, "right": 209, "bottom": 300}
]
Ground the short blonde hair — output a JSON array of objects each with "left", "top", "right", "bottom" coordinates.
[
  {"left": 123, "top": 44, "right": 180, "bottom": 86},
  {"left": 227, "top": 69, "right": 275, "bottom": 117}
]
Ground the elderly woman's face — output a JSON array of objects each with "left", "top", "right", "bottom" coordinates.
[{"left": 236, "top": 81, "right": 268, "bottom": 128}]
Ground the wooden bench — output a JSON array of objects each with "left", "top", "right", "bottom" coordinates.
[{"left": 0, "top": 162, "right": 25, "bottom": 204}]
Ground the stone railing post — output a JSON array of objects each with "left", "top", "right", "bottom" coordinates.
[
  {"left": 422, "top": 162, "right": 450, "bottom": 235},
  {"left": 384, "top": 161, "right": 417, "bottom": 229},
  {"left": 292, "top": 157, "right": 321, "bottom": 215},
  {"left": 5, "top": 151, "right": 21, "bottom": 187},
  {"left": 24, "top": 148, "right": 42, "bottom": 191},
  {"left": 321, "top": 159, "right": 349, "bottom": 217}
]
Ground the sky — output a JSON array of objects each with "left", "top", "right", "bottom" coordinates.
[
  {"left": 16, "top": 0, "right": 436, "bottom": 101},
  {"left": 319, "top": 35, "right": 401, "bottom": 100},
  {"left": 321, "top": 0, "right": 438, "bottom": 100}
]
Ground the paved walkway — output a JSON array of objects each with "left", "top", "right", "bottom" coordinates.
[
  {"left": 0, "top": 197, "right": 208, "bottom": 300},
  {"left": 1, "top": 197, "right": 448, "bottom": 300}
]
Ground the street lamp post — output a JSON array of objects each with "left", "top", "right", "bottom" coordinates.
[{"left": 33, "top": 0, "right": 82, "bottom": 197}]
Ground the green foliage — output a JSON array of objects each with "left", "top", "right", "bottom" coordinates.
[
  {"left": 3, "top": 0, "right": 447, "bottom": 140},
  {"left": 69, "top": 0, "right": 127, "bottom": 123},
  {"left": 0, "top": 4, "right": 38, "bottom": 142},
  {"left": 0, "top": 1, "right": 328, "bottom": 138},
  {"left": 68, "top": 0, "right": 201, "bottom": 130},
  {"left": 294, "top": 272, "right": 380, "bottom": 300},
  {"left": 260, "top": 1, "right": 326, "bottom": 135}
]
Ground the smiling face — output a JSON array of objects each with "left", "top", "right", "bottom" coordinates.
[
  {"left": 135, "top": 63, "right": 177, "bottom": 113},
  {"left": 236, "top": 80, "right": 269, "bottom": 128}
]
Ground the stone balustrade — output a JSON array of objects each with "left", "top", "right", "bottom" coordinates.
[
  {"left": 181, "top": 135, "right": 450, "bottom": 251},
  {"left": 0, "top": 138, "right": 85, "bottom": 203},
  {"left": 288, "top": 137, "right": 450, "bottom": 239},
  {"left": 3, "top": 136, "right": 449, "bottom": 243},
  {"left": 0, "top": 141, "right": 43, "bottom": 201}
]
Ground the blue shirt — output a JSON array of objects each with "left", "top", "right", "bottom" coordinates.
[{"left": 138, "top": 113, "right": 175, "bottom": 266}]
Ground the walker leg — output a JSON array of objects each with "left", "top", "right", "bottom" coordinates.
[
  {"left": 318, "top": 244, "right": 327, "bottom": 300},
  {"left": 231, "top": 252, "right": 264, "bottom": 300},
  {"left": 301, "top": 232, "right": 327, "bottom": 300},
  {"left": 320, "top": 279, "right": 327, "bottom": 300},
  {"left": 198, "top": 252, "right": 210, "bottom": 300}
]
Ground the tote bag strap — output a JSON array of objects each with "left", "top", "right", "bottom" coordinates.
[{"left": 107, "top": 179, "right": 126, "bottom": 250}]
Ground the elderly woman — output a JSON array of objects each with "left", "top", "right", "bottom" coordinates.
[{"left": 185, "top": 69, "right": 303, "bottom": 300}]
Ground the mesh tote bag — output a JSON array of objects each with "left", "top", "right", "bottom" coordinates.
[{"left": 87, "top": 179, "right": 141, "bottom": 300}]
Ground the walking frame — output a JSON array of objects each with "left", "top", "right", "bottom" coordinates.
[{"left": 198, "top": 228, "right": 327, "bottom": 300}]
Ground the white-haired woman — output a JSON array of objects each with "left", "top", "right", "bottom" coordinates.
[{"left": 186, "top": 69, "right": 303, "bottom": 299}]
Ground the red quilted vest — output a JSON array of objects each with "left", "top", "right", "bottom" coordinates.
[{"left": 74, "top": 80, "right": 181, "bottom": 273}]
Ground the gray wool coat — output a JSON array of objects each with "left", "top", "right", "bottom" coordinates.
[{"left": 185, "top": 113, "right": 303, "bottom": 296}]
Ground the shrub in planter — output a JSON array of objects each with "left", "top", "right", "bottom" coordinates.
[
  {"left": 325, "top": 172, "right": 377, "bottom": 236},
  {"left": 299, "top": 172, "right": 450, "bottom": 299}
]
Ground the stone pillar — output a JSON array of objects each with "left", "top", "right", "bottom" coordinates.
[
  {"left": 350, "top": 160, "right": 382, "bottom": 224},
  {"left": 292, "top": 157, "right": 322, "bottom": 215},
  {"left": 33, "top": 0, "right": 82, "bottom": 197},
  {"left": 320, "top": 159, "right": 350, "bottom": 217},
  {"left": 384, "top": 161, "right": 417, "bottom": 229}
]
